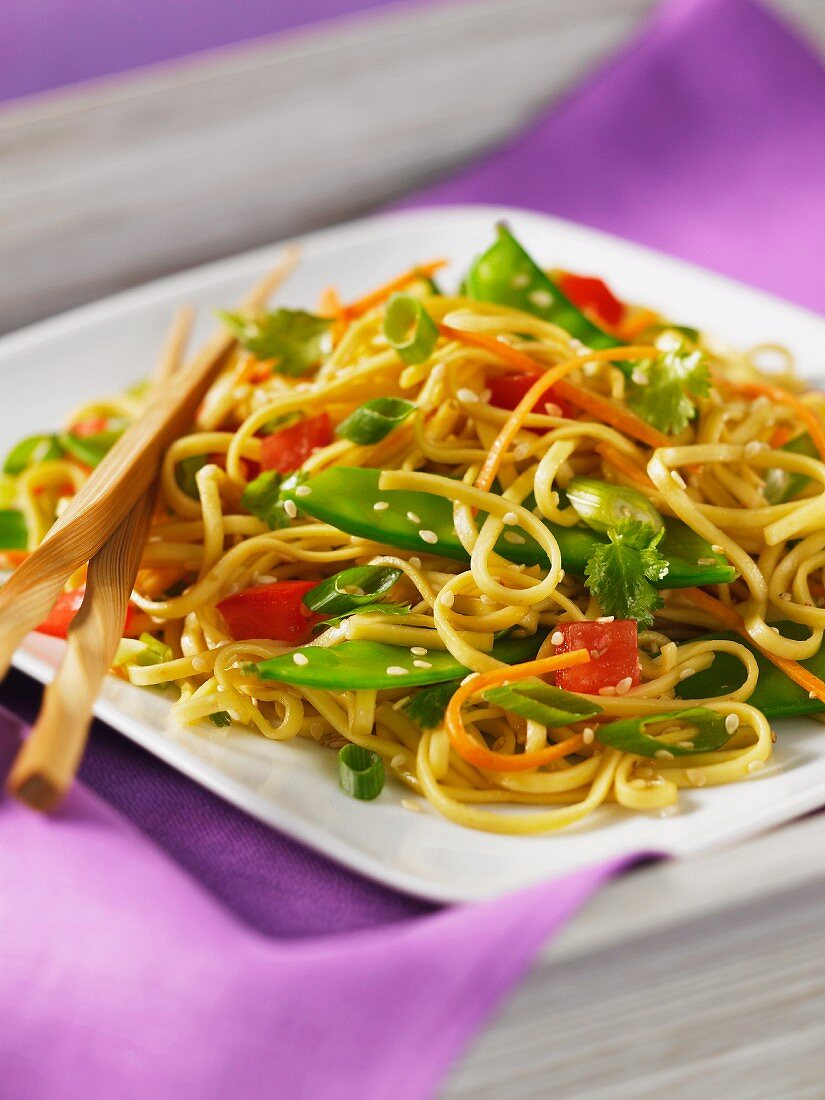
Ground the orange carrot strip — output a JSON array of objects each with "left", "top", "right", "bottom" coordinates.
[
  {"left": 438, "top": 324, "right": 547, "bottom": 376},
  {"left": 464, "top": 344, "right": 661, "bottom": 493},
  {"left": 717, "top": 376, "right": 825, "bottom": 464},
  {"left": 554, "top": 378, "right": 671, "bottom": 450},
  {"left": 685, "top": 587, "right": 825, "bottom": 706},
  {"left": 339, "top": 259, "right": 447, "bottom": 321},
  {"left": 769, "top": 424, "right": 794, "bottom": 449},
  {"left": 445, "top": 650, "right": 591, "bottom": 772},
  {"left": 615, "top": 308, "right": 658, "bottom": 342},
  {"left": 595, "top": 441, "right": 655, "bottom": 490},
  {"left": 317, "top": 286, "right": 347, "bottom": 345}
]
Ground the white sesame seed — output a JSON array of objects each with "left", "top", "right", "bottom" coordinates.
[
  {"left": 406, "top": 511, "right": 421, "bottom": 524},
  {"left": 528, "top": 289, "right": 553, "bottom": 308},
  {"left": 386, "top": 666, "right": 409, "bottom": 676},
  {"left": 544, "top": 402, "right": 562, "bottom": 417},
  {"left": 551, "top": 631, "right": 564, "bottom": 646},
  {"left": 697, "top": 557, "right": 716, "bottom": 566},
  {"left": 227, "top": 710, "right": 241, "bottom": 722},
  {"left": 502, "top": 511, "right": 518, "bottom": 526},
  {"left": 615, "top": 676, "right": 633, "bottom": 695},
  {"left": 780, "top": 592, "right": 792, "bottom": 602},
  {"left": 810, "top": 690, "right": 818, "bottom": 699},
  {"left": 295, "top": 484, "right": 312, "bottom": 497},
  {"left": 419, "top": 529, "right": 438, "bottom": 544},
  {"left": 712, "top": 544, "right": 725, "bottom": 553},
  {"left": 191, "top": 656, "right": 208, "bottom": 673},
  {"left": 599, "top": 685, "right": 616, "bottom": 696},
  {"left": 409, "top": 557, "right": 422, "bottom": 568},
  {"left": 401, "top": 798, "right": 423, "bottom": 813},
  {"left": 292, "top": 652, "right": 309, "bottom": 666},
  {"left": 655, "top": 749, "right": 674, "bottom": 760},
  {"left": 725, "top": 713, "right": 740, "bottom": 733},
  {"left": 457, "top": 387, "right": 479, "bottom": 404},
  {"left": 671, "top": 471, "right": 687, "bottom": 489},
  {"left": 748, "top": 759, "right": 765, "bottom": 774},
  {"left": 283, "top": 499, "right": 298, "bottom": 519},
  {"left": 511, "top": 272, "right": 530, "bottom": 289},
  {"left": 413, "top": 660, "right": 432, "bottom": 669},
  {"left": 686, "top": 768, "right": 707, "bottom": 787},
  {"left": 679, "top": 667, "right": 696, "bottom": 680},
  {"left": 597, "top": 615, "right": 615, "bottom": 623},
  {"left": 441, "top": 591, "right": 455, "bottom": 608},
  {"left": 410, "top": 646, "right": 428, "bottom": 656},
  {"left": 512, "top": 443, "right": 531, "bottom": 461},
  {"left": 631, "top": 367, "right": 648, "bottom": 385},
  {"left": 744, "top": 440, "right": 766, "bottom": 457},
  {"left": 582, "top": 727, "right": 595, "bottom": 745},
  {"left": 373, "top": 501, "right": 389, "bottom": 511},
  {"left": 390, "top": 754, "right": 406, "bottom": 770},
  {"left": 677, "top": 740, "right": 694, "bottom": 750},
  {"left": 504, "top": 531, "right": 526, "bottom": 545}
]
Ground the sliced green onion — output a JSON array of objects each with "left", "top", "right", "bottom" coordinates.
[
  {"left": 567, "top": 477, "right": 663, "bottom": 537},
  {"left": 483, "top": 682, "right": 602, "bottom": 727},
  {"left": 208, "top": 711, "right": 232, "bottom": 727},
  {"left": 303, "top": 565, "right": 402, "bottom": 618},
  {"left": 596, "top": 707, "right": 731, "bottom": 757},
  {"left": 61, "top": 430, "right": 123, "bottom": 468},
  {"left": 175, "top": 454, "right": 208, "bottom": 499},
  {"left": 112, "top": 638, "right": 147, "bottom": 668},
  {"left": 134, "top": 632, "right": 173, "bottom": 667},
  {"left": 338, "top": 743, "right": 385, "bottom": 800},
  {"left": 764, "top": 431, "right": 818, "bottom": 504},
  {"left": 0, "top": 508, "right": 27, "bottom": 550},
  {"left": 336, "top": 397, "right": 416, "bottom": 445},
  {"left": 383, "top": 293, "right": 439, "bottom": 365},
  {"left": 241, "top": 470, "right": 289, "bottom": 529},
  {"left": 3, "top": 434, "right": 63, "bottom": 475}
]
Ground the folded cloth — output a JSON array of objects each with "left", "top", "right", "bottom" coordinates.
[{"left": 3, "top": 0, "right": 825, "bottom": 1096}]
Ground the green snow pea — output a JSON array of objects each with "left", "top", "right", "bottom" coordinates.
[
  {"left": 281, "top": 467, "right": 736, "bottom": 589},
  {"left": 675, "top": 621, "right": 825, "bottom": 719},
  {"left": 0, "top": 508, "right": 27, "bottom": 550},
  {"left": 250, "top": 632, "right": 544, "bottom": 691},
  {"left": 60, "top": 429, "right": 123, "bottom": 468},
  {"left": 763, "top": 432, "right": 818, "bottom": 504},
  {"left": 464, "top": 225, "right": 622, "bottom": 351}
]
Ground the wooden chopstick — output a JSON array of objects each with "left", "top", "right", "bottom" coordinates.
[
  {"left": 6, "top": 309, "right": 193, "bottom": 811},
  {"left": 0, "top": 246, "right": 298, "bottom": 678}
]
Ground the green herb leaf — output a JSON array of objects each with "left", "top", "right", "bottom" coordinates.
[
  {"left": 626, "top": 344, "right": 710, "bottom": 436},
  {"left": 566, "top": 477, "right": 663, "bottom": 537},
  {"left": 208, "top": 711, "right": 232, "bottom": 727},
  {"left": 316, "top": 602, "right": 411, "bottom": 629},
  {"left": 338, "top": 744, "right": 385, "bottom": 801},
  {"left": 584, "top": 520, "right": 668, "bottom": 628},
  {"left": 336, "top": 397, "right": 416, "bottom": 445},
  {"left": 60, "top": 430, "right": 123, "bottom": 468},
  {"left": 403, "top": 680, "right": 461, "bottom": 729},
  {"left": 302, "top": 565, "right": 402, "bottom": 618},
  {"left": 596, "top": 707, "right": 731, "bottom": 757},
  {"left": 175, "top": 455, "right": 208, "bottom": 499},
  {"left": 240, "top": 470, "right": 290, "bottom": 530},
  {"left": 383, "top": 294, "right": 439, "bottom": 365},
  {"left": 0, "top": 508, "right": 27, "bottom": 550},
  {"left": 134, "top": 632, "right": 173, "bottom": 667},
  {"left": 218, "top": 308, "right": 331, "bottom": 376},
  {"left": 4, "top": 434, "right": 63, "bottom": 475},
  {"left": 483, "top": 682, "right": 602, "bottom": 726}
]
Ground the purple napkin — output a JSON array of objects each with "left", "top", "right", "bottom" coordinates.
[{"left": 3, "top": 0, "right": 825, "bottom": 1096}]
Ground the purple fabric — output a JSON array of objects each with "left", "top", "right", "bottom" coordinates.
[
  {"left": 1, "top": 0, "right": 426, "bottom": 104},
  {"left": 4, "top": 0, "right": 825, "bottom": 1096}
]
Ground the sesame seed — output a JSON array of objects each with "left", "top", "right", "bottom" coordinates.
[
  {"left": 502, "top": 511, "right": 518, "bottom": 525},
  {"left": 744, "top": 440, "right": 765, "bottom": 457},
  {"left": 410, "top": 646, "right": 428, "bottom": 656},
  {"left": 810, "top": 690, "right": 818, "bottom": 699},
  {"left": 679, "top": 667, "right": 695, "bottom": 680},
  {"left": 671, "top": 471, "right": 687, "bottom": 489},
  {"left": 748, "top": 759, "right": 765, "bottom": 774},
  {"left": 780, "top": 592, "right": 792, "bottom": 602},
  {"left": 686, "top": 768, "right": 707, "bottom": 787},
  {"left": 386, "top": 666, "right": 409, "bottom": 676},
  {"left": 390, "top": 754, "right": 406, "bottom": 770},
  {"left": 504, "top": 531, "right": 525, "bottom": 545},
  {"left": 631, "top": 367, "right": 648, "bottom": 385},
  {"left": 597, "top": 615, "right": 615, "bottom": 623},
  {"left": 406, "top": 511, "right": 421, "bottom": 524},
  {"left": 401, "top": 798, "right": 423, "bottom": 813},
  {"left": 441, "top": 591, "right": 455, "bottom": 608},
  {"left": 191, "top": 656, "right": 208, "bottom": 673},
  {"left": 512, "top": 443, "right": 531, "bottom": 461},
  {"left": 677, "top": 740, "right": 694, "bottom": 750},
  {"left": 457, "top": 388, "right": 479, "bottom": 404},
  {"left": 615, "top": 676, "right": 633, "bottom": 695},
  {"left": 409, "top": 557, "right": 422, "bottom": 568},
  {"left": 697, "top": 557, "right": 716, "bottom": 566},
  {"left": 373, "top": 501, "right": 389, "bottom": 511},
  {"left": 295, "top": 484, "right": 312, "bottom": 497},
  {"left": 283, "top": 499, "right": 298, "bottom": 519},
  {"left": 712, "top": 544, "right": 725, "bottom": 553},
  {"left": 419, "top": 529, "right": 438, "bottom": 544},
  {"left": 511, "top": 273, "right": 530, "bottom": 288},
  {"left": 544, "top": 402, "right": 562, "bottom": 417},
  {"left": 227, "top": 710, "right": 241, "bottom": 722},
  {"left": 725, "top": 713, "right": 740, "bottom": 733},
  {"left": 655, "top": 749, "right": 674, "bottom": 760},
  {"left": 599, "top": 685, "right": 616, "bottom": 696},
  {"left": 292, "top": 652, "right": 309, "bottom": 666},
  {"left": 582, "top": 727, "right": 595, "bottom": 745},
  {"left": 528, "top": 289, "right": 553, "bottom": 308},
  {"left": 413, "top": 660, "right": 432, "bottom": 669},
  {"left": 551, "top": 631, "right": 564, "bottom": 645}
]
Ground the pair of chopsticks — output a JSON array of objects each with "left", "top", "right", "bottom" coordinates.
[{"left": 2, "top": 248, "right": 298, "bottom": 810}]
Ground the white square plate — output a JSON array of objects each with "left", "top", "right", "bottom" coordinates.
[{"left": 5, "top": 205, "right": 825, "bottom": 903}]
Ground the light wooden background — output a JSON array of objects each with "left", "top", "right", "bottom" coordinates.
[{"left": 4, "top": 2, "right": 825, "bottom": 1096}]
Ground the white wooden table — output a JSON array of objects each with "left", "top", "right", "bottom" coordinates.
[{"left": 4, "top": 2, "right": 825, "bottom": 1095}]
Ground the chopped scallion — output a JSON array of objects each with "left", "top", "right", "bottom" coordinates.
[
  {"left": 383, "top": 293, "right": 438, "bottom": 365},
  {"left": 336, "top": 397, "right": 416, "bottom": 445},
  {"left": 338, "top": 743, "right": 385, "bottom": 800},
  {"left": 303, "top": 565, "right": 402, "bottom": 618}
]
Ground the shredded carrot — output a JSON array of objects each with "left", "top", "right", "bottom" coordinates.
[
  {"left": 554, "top": 378, "right": 671, "bottom": 450},
  {"left": 685, "top": 587, "right": 825, "bottom": 706},
  {"left": 438, "top": 324, "right": 547, "bottom": 376},
  {"left": 465, "top": 344, "right": 661, "bottom": 493},
  {"left": 595, "top": 441, "right": 655, "bottom": 490},
  {"left": 445, "top": 650, "right": 591, "bottom": 772},
  {"left": 717, "top": 375, "right": 825, "bottom": 464},
  {"left": 317, "top": 285, "right": 347, "bottom": 345},
  {"left": 769, "top": 424, "right": 794, "bottom": 449},
  {"left": 338, "top": 259, "right": 447, "bottom": 321},
  {"left": 615, "top": 308, "right": 658, "bottom": 342}
]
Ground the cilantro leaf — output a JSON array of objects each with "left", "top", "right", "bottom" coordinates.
[
  {"left": 241, "top": 470, "right": 290, "bottom": 530},
  {"left": 584, "top": 520, "right": 668, "bottom": 628},
  {"left": 315, "top": 603, "right": 411, "bottom": 629},
  {"left": 208, "top": 711, "right": 231, "bottom": 727},
  {"left": 218, "top": 309, "right": 331, "bottom": 376},
  {"left": 626, "top": 344, "right": 710, "bottom": 436},
  {"left": 404, "top": 680, "right": 461, "bottom": 729}
]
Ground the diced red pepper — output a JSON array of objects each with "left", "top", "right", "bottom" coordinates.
[
  {"left": 554, "top": 619, "right": 640, "bottom": 695},
  {"left": 217, "top": 581, "right": 322, "bottom": 644},
  {"left": 36, "top": 586, "right": 142, "bottom": 639},
  {"left": 557, "top": 272, "right": 625, "bottom": 328},
  {"left": 260, "top": 413, "right": 333, "bottom": 474},
  {"left": 69, "top": 416, "right": 109, "bottom": 438},
  {"left": 486, "top": 373, "right": 574, "bottom": 421}
]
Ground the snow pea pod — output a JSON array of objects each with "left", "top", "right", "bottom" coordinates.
[
  {"left": 675, "top": 621, "right": 825, "bottom": 718},
  {"left": 0, "top": 508, "right": 27, "bottom": 550},
  {"left": 282, "top": 467, "right": 735, "bottom": 589},
  {"left": 250, "top": 632, "right": 544, "bottom": 691},
  {"left": 464, "top": 225, "right": 622, "bottom": 350}
]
